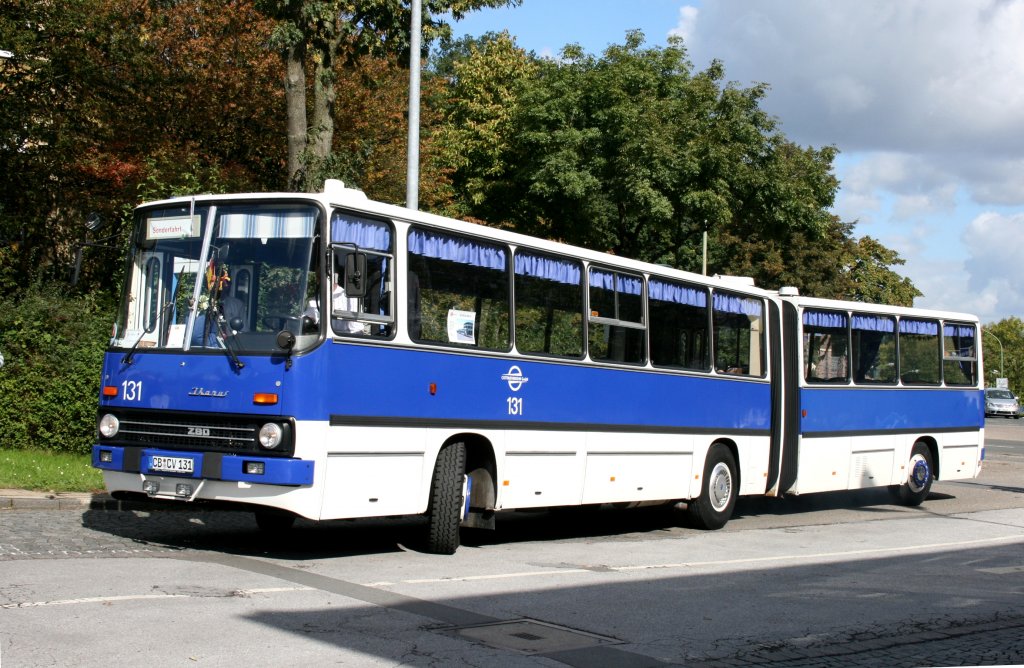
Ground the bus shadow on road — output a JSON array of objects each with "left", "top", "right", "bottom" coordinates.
[{"left": 80, "top": 487, "right": 947, "bottom": 558}]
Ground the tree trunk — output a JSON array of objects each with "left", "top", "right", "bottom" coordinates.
[
  {"left": 309, "top": 35, "right": 340, "bottom": 191},
  {"left": 284, "top": 41, "right": 307, "bottom": 191}
]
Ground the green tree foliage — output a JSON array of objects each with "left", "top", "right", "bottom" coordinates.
[
  {"left": 252, "top": 0, "right": 519, "bottom": 190},
  {"left": 982, "top": 318, "right": 1024, "bottom": 393},
  {"left": 433, "top": 31, "right": 918, "bottom": 303},
  {"left": 0, "top": 284, "right": 112, "bottom": 453},
  {"left": 0, "top": 0, "right": 283, "bottom": 299}
]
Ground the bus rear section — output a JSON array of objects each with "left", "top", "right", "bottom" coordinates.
[{"left": 777, "top": 297, "right": 985, "bottom": 503}]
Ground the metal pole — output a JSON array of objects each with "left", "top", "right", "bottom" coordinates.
[
  {"left": 405, "top": 0, "right": 422, "bottom": 210},
  {"left": 983, "top": 328, "right": 1004, "bottom": 379},
  {"left": 701, "top": 220, "right": 708, "bottom": 276}
]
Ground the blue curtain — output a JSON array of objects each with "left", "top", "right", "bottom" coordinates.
[
  {"left": 515, "top": 253, "right": 581, "bottom": 285},
  {"left": 944, "top": 324, "right": 975, "bottom": 338},
  {"left": 589, "top": 269, "right": 643, "bottom": 296},
  {"left": 649, "top": 279, "right": 707, "bottom": 307},
  {"left": 712, "top": 292, "right": 762, "bottom": 316},
  {"left": 408, "top": 229, "right": 506, "bottom": 270},
  {"left": 332, "top": 214, "right": 392, "bottom": 251},
  {"left": 899, "top": 319, "right": 939, "bottom": 335},
  {"left": 803, "top": 310, "right": 847, "bottom": 329},
  {"left": 852, "top": 314, "right": 895, "bottom": 332}
]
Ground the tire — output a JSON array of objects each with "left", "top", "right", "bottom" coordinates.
[
  {"left": 425, "top": 442, "right": 467, "bottom": 555},
  {"left": 254, "top": 509, "right": 296, "bottom": 533},
  {"left": 896, "top": 442, "right": 934, "bottom": 506},
  {"left": 687, "top": 444, "right": 738, "bottom": 530}
]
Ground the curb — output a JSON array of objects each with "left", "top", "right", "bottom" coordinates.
[
  {"left": 0, "top": 491, "right": 220, "bottom": 513},
  {"left": 0, "top": 492, "right": 104, "bottom": 511}
]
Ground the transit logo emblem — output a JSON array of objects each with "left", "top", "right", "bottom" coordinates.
[{"left": 501, "top": 365, "right": 529, "bottom": 392}]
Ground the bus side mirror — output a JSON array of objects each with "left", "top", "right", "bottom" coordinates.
[{"left": 344, "top": 252, "right": 367, "bottom": 298}]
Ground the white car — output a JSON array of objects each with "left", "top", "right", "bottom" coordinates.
[{"left": 985, "top": 388, "right": 1020, "bottom": 418}]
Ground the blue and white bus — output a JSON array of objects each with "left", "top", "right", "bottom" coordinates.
[{"left": 92, "top": 181, "right": 984, "bottom": 553}]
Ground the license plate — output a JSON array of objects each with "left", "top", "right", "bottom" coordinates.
[{"left": 150, "top": 455, "right": 194, "bottom": 474}]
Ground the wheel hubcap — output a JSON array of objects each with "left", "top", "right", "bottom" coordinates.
[
  {"left": 908, "top": 455, "right": 930, "bottom": 493},
  {"left": 709, "top": 462, "right": 733, "bottom": 511}
]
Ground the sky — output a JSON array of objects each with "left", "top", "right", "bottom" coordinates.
[{"left": 448, "top": 0, "right": 1024, "bottom": 324}]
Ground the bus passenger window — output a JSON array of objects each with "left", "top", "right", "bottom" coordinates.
[
  {"left": 407, "top": 228, "right": 510, "bottom": 351},
  {"left": 588, "top": 268, "right": 645, "bottom": 364},
  {"left": 899, "top": 318, "right": 940, "bottom": 385},
  {"left": 514, "top": 252, "right": 583, "bottom": 357},
  {"left": 712, "top": 292, "right": 764, "bottom": 377},
  {"left": 851, "top": 314, "right": 896, "bottom": 384},
  {"left": 803, "top": 310, "right": 849, "bottom": 383},
  {"left": 330, "top": 212, "right": 395, "bottom": 337},
  {"left": 943, "top": 323, "right": 977, "bottom": 386},
  {"left": 649, "top": 278, "right": 709, "bottom": 371}
]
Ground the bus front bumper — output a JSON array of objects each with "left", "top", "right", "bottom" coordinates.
[{"left": 91, "top": 445, "right": 314, "bottom": 488}]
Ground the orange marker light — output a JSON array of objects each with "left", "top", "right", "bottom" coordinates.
[
  {"left": 102, "top": 386, "right": 118, "bottom": 397},
  {"left": 253, "top": 393, "right": 279, "bottom": 405},
  {"left": 429, "top": 383, "right": 437, "bottom": 396}
]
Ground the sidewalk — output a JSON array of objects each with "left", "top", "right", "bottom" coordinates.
[{"left": 0, "top": 488, "right": 114, "bottom": 511}]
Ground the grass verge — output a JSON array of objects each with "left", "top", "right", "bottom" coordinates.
[{"left": 0, "top": 449, "right": 104, "bottom": 493}]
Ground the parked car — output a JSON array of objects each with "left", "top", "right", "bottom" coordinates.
[{"left": 984, "top": 388, "right": 1020, "bottom": 418}]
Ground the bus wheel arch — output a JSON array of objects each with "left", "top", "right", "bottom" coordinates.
[
  {"left": 688, "top": 440, "right": 740, "bottom": 530},
  {"left": 459, "top": 433, "right": 497, "bottom": 530}
]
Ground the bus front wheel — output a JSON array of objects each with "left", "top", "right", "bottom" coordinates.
[
  {"left": 895, "top": 442, "right": 933, "bottom": 506},
  {"left": 688, "top": 444, "right": 738, "bottom": 530},
  {"left": 425, "top": 442, "right": 467, "bottom": 555}
]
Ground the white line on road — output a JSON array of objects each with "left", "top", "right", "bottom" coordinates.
[{"left": 369, "top": 533, "right": 1024, "bottom": 587}]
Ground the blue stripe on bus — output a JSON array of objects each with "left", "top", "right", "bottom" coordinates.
[
  {"left": 304, "top": 344, "right": 772, "bottom": 431},
  {"left": 100, "top": 344, "right": 773, "bottom": 432},
  {"left": 799, "top": 387, "right": 984, "bottom": 434}
]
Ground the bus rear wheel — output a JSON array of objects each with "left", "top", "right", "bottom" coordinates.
[
  {"left": 425, "top": 442, "right": 466, "bottom": 555},
  {"left": 687, "top": 444, "right": 737, "bottom": 530},
  {"left": 895, "top": 442, "right": 933, "bottom": 506}
]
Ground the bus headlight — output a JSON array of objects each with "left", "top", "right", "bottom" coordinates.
[
  {"left": 259, "top": 423, "right": 283, "bottom": 449},
  {"left": 99, "top": 414, "right": 120, "bottom": 438}
]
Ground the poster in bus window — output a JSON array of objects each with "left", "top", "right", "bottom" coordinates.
[{"left": 447, "top": 309, "right": 476, "bottom": 344}]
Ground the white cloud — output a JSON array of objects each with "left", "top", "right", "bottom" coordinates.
[
  {"left": 685, "top": 0, "right": 1024, "bottom": 155},
  {"left": 961, "top": 211, "right": 1024, "bottom": 320},
  {"left": 669, "top": 6, "right": 700, "bottom": 43},
  {"left": 679, "top": 1, "right": 1024, "bottom": 320}
]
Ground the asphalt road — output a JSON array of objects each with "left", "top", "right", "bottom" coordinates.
[{"left": 1, "top": 420, "right": 1023, "bottom": 667}]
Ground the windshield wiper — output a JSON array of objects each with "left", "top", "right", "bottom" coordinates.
[{"left": 209, "top": 299, "right": 245, "bottom": 371}]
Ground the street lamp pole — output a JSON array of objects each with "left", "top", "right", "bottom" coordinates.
[
  {"left": 982, "top": 328, "right": 1004, "bottom": 381},
  {"left": 405, "top": 0, "right": 422, "bottom": 211}
]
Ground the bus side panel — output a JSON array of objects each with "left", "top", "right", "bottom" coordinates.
[
  {"left": 318, "top": 343, "right": 773, "bottom": 513},
  {"left": 581, "top": 432, "right": 694, "bottom": 504},
  {"left": 499, "top": 430, "right": 584, "bottom": 508},
  {"left": 799, "top": 387, "right": 984, "bottom": 434},
  {"left": 792, "top": 387, "right": 984, "bottom": 493}
]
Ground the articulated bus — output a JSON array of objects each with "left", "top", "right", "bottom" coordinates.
[{"left": 92, "top": 181, "right": 984, "bottom": 553}]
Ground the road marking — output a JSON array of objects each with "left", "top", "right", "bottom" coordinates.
[
  {"left": 978, "top": 565, "right": 1024, "bottom": 574},
  {"left": 1, "top": 593, "right": 187, "bottom": 609},
  {"left": 370, "top": 533, "right": 1024, "bottom": 587}
]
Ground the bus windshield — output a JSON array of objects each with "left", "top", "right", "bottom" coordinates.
[{"left": 111, "top": 201, "right": 322, "bottom": 355}]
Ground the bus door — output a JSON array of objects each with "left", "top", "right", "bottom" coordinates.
[{"left": 767, "top": 299, "right": 802, "bottom": 495}]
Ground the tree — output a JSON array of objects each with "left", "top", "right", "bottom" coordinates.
[
  {"left": 0, "top": 0, "right": 283, "bottom": 296},
  {"left": 253, "top": 0, "right": 518, "bottom": 191},
  {"left": 432, "top": 31, "right": 919, "bottom": 303},
  {"left": 983, "top": 318, "right": 1024, "bottom": 394}
]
